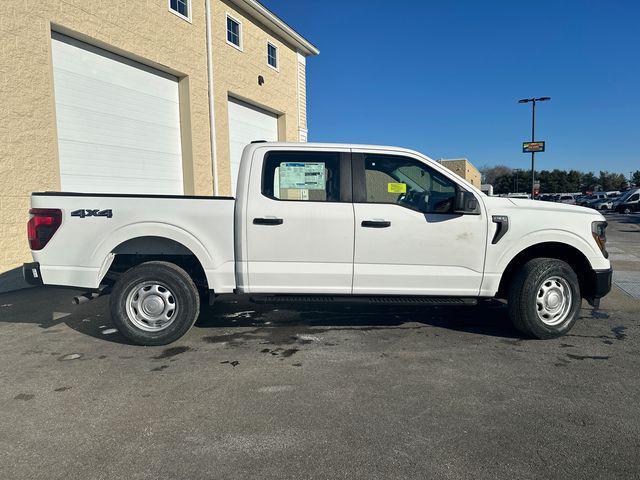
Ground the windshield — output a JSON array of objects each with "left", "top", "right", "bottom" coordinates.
[{"left": 618, "top": 189, "right": 638, "bottom": 202}]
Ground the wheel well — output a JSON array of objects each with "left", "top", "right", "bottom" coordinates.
[
  {"left": 105, "top": 236, "right": 208, "bottom": 289},
  {"left": 497, "top": 242, "right": 594, "bottom": 299}
]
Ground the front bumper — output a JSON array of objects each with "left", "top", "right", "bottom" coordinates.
[
  {"left": 593, "top": 268, "right": 613, "bottom": 298},
  {"left": 23, "top": 262, "right": 43, "bottom": 286},
  {"left": 585, "top": 267, "right": 613, "bottom": 306}
]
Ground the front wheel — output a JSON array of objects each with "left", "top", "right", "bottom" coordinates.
[
  {"left": 110, "top": 261, "right": 200, "bottom": 346},
  {"left": 623, "top": 207, "right": 632, "bottom": 214},
  {"left": 508, "top": 258, "right": 581, "bottom": 339}
]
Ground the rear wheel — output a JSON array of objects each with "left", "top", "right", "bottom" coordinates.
[
  {"left": 110, "top": 261, "right": 200, "bottom": 345},
  {"left": 508, "top": 258, "right": 581, "bottom": 339}
]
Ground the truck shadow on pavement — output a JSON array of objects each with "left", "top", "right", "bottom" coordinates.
[{"left": 0, "top": 286, "right": 525, "bottom": 345}]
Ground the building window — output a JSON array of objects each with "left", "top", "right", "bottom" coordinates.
[
  {"left": 227, "top": 15, "right": 242, "bottom": 49},
  {"left": 169, "top": 0, "right": 191, "bottom": 21},
  {"left": 267, "top": 42, "right": 278, "bottom": 70}
]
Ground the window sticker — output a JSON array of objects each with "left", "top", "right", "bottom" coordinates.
[
  {"left": 279, "top": 162, "right": 326, "bottom": 190},
  {"left": 388, "top": 182, "right": 407, "bottom": 194}
]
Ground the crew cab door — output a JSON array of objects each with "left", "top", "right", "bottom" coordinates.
[
  {"left": 351, "top": 151, "right": 487, "bottom": 296},
  {"left": 243, "top": 148, "right": 354, "bottom": 293}
]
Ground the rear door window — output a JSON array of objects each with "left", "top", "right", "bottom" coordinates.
[{"left": 262, "top": 151, "right": 341, "bottom": 202}]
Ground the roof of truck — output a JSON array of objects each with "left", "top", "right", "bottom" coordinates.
[{"left": 245, "top": 141, "right": 436, "bottom": 158}]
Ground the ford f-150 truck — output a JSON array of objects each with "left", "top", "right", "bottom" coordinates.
[{"left": 23, "top": 142, "right": 612, "bottom": 345}]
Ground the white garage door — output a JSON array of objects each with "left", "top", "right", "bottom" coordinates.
[
  {"left": 51, "top": 33, "right": 183, "bottom": 194},
  {"left": 228, "top": 97, "right": 278, "bottom": 195}
]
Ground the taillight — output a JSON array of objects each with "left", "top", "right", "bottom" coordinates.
[{"left": 27, "top": 208, "right": 62, "bottom": 250}]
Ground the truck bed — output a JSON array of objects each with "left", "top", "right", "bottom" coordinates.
[{"left": 30, "top": 192, "right": 237, "bottom": 292}]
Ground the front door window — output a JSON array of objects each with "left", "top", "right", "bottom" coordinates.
[{"left": 364, "top": 155, "right": 456, "bottom": 214}]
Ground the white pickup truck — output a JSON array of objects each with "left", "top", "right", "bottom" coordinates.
[{"left": 24, "top": 142, "right": 612, "bottom": 345}]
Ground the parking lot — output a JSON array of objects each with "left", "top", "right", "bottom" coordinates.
[{"left": 1, "top": 214, "right": 639, "bottom": 480}]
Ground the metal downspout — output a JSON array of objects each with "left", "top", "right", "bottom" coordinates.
[{"left": 205, "top": 0, "right": 219, "bottom": 195}]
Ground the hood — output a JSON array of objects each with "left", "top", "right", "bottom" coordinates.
[{"left": 484, "top": 196, "right": 605, "bottom": 219}]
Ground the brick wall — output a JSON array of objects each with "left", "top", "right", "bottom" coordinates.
[
  {"left": 210, "top": 0, "right": 306, "bottom": 196},
  {"left": 0, "top": 0, "right": 308, "bottom": 273}
]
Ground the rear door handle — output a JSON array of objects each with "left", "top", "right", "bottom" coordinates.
[
  {"left": 361, "top": 220, "right": 391, "bottom": 228},
  {"left": 253, "top": 217, "right": 283, "bottom": 226}
]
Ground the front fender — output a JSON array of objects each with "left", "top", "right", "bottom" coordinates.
[
  {"left": 479, "top": 228, "right": 609, "bottom": 297},
  {"left": 493, "top": 228, "right": 604, "bottom": 273}
]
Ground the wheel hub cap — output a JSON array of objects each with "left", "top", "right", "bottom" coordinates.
[
  {"left": 536, "top": 276, "right": 572, "bottom": 326},
  {"left": 125, "top": 282, "right": 178, "bottom": 332},
  {"left": 142, "top": 295, "right": 165, "bottom": 316}
]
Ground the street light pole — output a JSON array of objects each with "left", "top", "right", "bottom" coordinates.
[
  {"left": 518, "top": 96, "right": 550, "bottom": 198},
  {"left": 530, "top": 100, "right": 536, "bottom": 198}
]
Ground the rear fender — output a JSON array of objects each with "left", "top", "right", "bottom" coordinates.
[{"left": 93, "top": 222, "right": 214, "bottom": 285}]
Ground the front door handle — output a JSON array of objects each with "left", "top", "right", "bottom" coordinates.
[
  {"left": 253, "top": 217, "right": 284, "bottom": 226},
  {"left": 361, "top": 220, "right": 391, "bottom": 228}
]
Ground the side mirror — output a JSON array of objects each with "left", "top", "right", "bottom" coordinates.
[{"left": 454, "top": 189, "right": 480, "bottom": 214}]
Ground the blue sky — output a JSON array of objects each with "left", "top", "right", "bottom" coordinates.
[{"left": 264, "top": 0, "right": 638, "bottom": 174}]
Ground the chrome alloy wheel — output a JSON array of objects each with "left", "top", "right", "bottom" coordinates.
[
  {"left": 125, "top": 281, "right": 177, "bottom": 332},
  {"left": 536, "top": 276, "right": 572, "bottom": 326}
]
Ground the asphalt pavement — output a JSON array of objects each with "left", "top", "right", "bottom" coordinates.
[{"left": 0, "top": 214, "right": 639, "bottom": 480}]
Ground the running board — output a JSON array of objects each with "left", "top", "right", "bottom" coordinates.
[{"left": 250, "top": 295, "right": 477, "bottom": 306}]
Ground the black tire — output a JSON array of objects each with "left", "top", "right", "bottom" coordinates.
[
  {"left": 623, "top": 207, "right": 632, "bottom": 214},
  {"left": 508, "top": 258, "right": 581, "bottom": 339},
  {"left": 109, "top": 261, "right": 200, "bottom": 346}
]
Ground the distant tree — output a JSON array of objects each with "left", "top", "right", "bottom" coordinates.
[
  {"left": 566, "top": 170, "right": 582, "bottom": 192},
  {"left": 480, "top": 165, "right": 512, "bottom": 185},
  {"left": 599, "top": 171, "right": 626, "bottom": 191},
  {"left": 580, "top": 172, "right": 599, "bottom": 192},
  {"left": 493, "top": 173, "right": 515, "bottom": 194},
  {"left": 483, "top": 166, "right": 631, "bottom": 195}
]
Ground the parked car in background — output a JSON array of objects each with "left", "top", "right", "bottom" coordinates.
[
  {"left": 615, "top": 190, "right": 640, "bottom": 214},
  {"left": 558, "top": 194, "right": 576, "bottom": 205},
  {"left": 589, "top": 198, "right": 614, "bottom": 211},
  {"left": 612, "top": 188, "right": 640, "bottom": 211},
  {"left": 578, "top": 193, "right": 608, "bottom": 207}
]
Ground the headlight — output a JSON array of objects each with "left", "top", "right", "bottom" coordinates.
[{"left": 592, "top": 221, "right": 608, "bottom": 258}]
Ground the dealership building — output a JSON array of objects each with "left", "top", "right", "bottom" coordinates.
[
  {"left": 438, "top": 158, "right": 481, "bottom": 188},
  {"left": 0, "top": 0, "right": 318, "bottom": 275}
]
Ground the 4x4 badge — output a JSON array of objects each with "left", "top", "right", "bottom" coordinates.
[{"left": 70, "top": 209, "right": 113, "bottom": 219}]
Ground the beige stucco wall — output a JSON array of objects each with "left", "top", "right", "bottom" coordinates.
[
  {"left": 210, "top": 0, "right": 305, "bottom": 196},
  {"left": 440, "top": 159, "right": 481, "bottom": 188},
  {"left": 0, "top": 0, "right": 307, "bottom": 273}
]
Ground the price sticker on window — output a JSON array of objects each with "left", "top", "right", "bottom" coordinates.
[
  {"left": 388, "top": 182, "right": 407, "bottom": 194},
  {"left": 279, "top": 162, "right": 326, "bottom": 190}
]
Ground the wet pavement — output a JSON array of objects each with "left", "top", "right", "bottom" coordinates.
[{"left": 0, "top": 214, "right": 639, "bottom": 479}]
